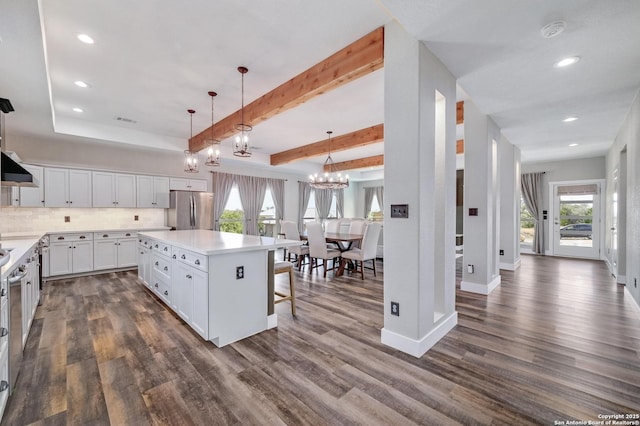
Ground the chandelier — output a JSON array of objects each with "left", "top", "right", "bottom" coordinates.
[
  {"left": 205, "top": 91, "right": 221, "bottom": 166},
  {"left": 309, "top": 131, "right": 349, "bottom": 189},
  {"left": 233, "top": 66, "right": 252, "bottom": 157},
  {"left": 184, "top": 109, "right": 199, "bottom": 173}
]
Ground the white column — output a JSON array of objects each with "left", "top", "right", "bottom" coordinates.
[
  {"left": 460, "top": 100, "right": 501, "bottom": 294},
  {"left": 499, "top": 137, "right": 522, "bottom": 271},
  {"left": 381, "top": 21, "right": 457, "bottom": 358}
]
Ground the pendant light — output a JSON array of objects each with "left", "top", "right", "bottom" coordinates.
[
  {"left": 184, "top": 109, "right": 199, "bottom": 173},
  {"left": 205, "top": 91, "right": 221, "bottom": 166},
  {"left": 233, "top": 66, "right": 252, "bottom": 157},
  {"left": 309, "top": 131, "right": 349, "bottom": 189}
]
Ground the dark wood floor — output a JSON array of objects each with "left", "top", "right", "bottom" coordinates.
[{"left": 3, "top": 254, "right": 640, "bottom": 425}]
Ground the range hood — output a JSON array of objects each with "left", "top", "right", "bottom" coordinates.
[{"left": 0, "top": 98, "right": 38, "bottom": 187}]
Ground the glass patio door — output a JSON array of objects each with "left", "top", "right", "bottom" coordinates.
[{"left": 552, "top": 182, "right": 601, "bottom": 259}]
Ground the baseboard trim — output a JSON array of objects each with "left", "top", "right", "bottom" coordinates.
[
  {"left": 624, "top": 285, "right": 640, "bottom": 319},
  {"left": 617, "top": 275, "right": 627, "bottom": 285},
  {"left": 267, "top": 314, "right": 278, "bottom": 329},
  {"left": 499, "top": 257, "right": 521, "bottom": 271},
  {"left": 461, "top": 275, "right": 501, "bottom": 295},
  {"left": 381, "top": 311, "right": 458, "bottom": 358}
]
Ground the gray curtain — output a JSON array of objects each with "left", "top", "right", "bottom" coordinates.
[
  {"left": 212, "top": 172, "right": 235, "bottom": 231},
  {"left": 237, "top": 175, "right": 267, "bottom": 236},
  {"left": 298, "top": 182, "right": 312, "bottom": 234},
  {"left": 335, "top": 189, "right": 344, "bottom": 218},
  {"left": 315, "top": 188, "right": 333, "bottom": 221},
  {"left": 521, "top": 172, "right": 544, "bottom": 254},
  {"left": 268, "top": 178, "right": 285, "bottom": 236},
  {"left": 375, "top": 186, "right": 384, "bottom": 212},
  {"left": 364, "top": 187, "right": 375, "bottom": 219}
]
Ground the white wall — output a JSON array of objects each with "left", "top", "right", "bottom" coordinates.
[
  {"left": 606, "top": 89, "right": 640, "bottom": 308},
  {"left": 521, "top": 156, "right": 606, "bottom": 253},
  {"left": 351, "top": 179, "right": 384, "bottom": 218},
  {"left": 498, "top": 137, "right": 521, "bottom": 271}
]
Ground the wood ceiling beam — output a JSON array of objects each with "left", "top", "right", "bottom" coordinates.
[
  {"left": 456, "top": 139, "right": 464, "bottom": 154},
  {"left": 270, "top": 124, "right": 384, "bottom": 166},
  {"left": 324, "top": 154, "right": 384, "bottom": 173},
  {"left": 189, "top": 27, "right": 385, "bottom": 153},
  {"left": 456, "top": 101, "right": 464, "bottom": 124}
]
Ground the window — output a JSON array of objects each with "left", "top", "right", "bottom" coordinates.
[
  {"left": 303, "top": 191, "right": 316, "bottom": 225},
  {"left": 258, "top": 188, "right": 276, "bottom": 237},
  {"left": 520, "top": 197, "right": 534, "bottom": 247},
  {"left": 219, "top": 185, "right": 244, "bottom": 234},
  {"left": 369, "top": 194, "right": 382, "bottom": 220}
]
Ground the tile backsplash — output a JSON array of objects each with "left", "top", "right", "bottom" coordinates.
[{"left": 0, "top": 207, "right": 166, "bottom": 234}]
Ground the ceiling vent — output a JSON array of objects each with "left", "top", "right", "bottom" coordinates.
[
  {"left": 115, "top": 116, "right": 137, "bottom": 124},
  {"left": 541, "top": 21, "right": 566, "bottom": 38}
]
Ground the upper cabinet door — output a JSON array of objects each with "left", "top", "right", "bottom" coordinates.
[
  {"left": 115, "top": 173, "right": 137, "bottom": 207},
  {"left": 154, "top": 176, "right": 170, "bottom": 208},
  {"left": 169, "top": 177, "right": 190, "bottom": 191},
  {"left": 92, "top": 171, "right": 115, "bottom": 207},
  {"left": 19, "top": 164, "right": 45, "bottom": 207},
  {"left": 68, "top": 170, "right": 93, "bottom": 207},
  {"left": 188, "top": 179, "right": 208, "bottom": 192},
  {"left": 136, "top": 175, "right": 155, "bottom": 208},
  {"left": 44, "top": 168, "right": 70, "bottom": 207}
]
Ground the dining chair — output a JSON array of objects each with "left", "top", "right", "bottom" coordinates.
[
  {"left": 340, "top": 222, "right": 382, "bottom": 280},
  {"left": 274, "top": 260, "right": 296, "bottom": 315},
  {"left": 323, "top": 219, "right": 343, "bottom": 250},
  {"left": 280, "top": 220, "right": 309, "bottom": 270},
  {"left": 347, "top": 220, "right": 368, "bottom": 249},
  {"left": 306, "top": 222, "right": 341, "bottom": 278}
]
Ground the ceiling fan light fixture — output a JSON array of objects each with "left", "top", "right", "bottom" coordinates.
[
  {"left": 309, "top": 131, "right": 349, "bottom": 190},
  {"left": 233, "top": 66, "right": 252, "bottom": 157},
  {"left": 184, "top": 109, "right": 199, "bottom": 173},
  {"left": 205, "top": 91, "right": 221, "bottom": 167}
]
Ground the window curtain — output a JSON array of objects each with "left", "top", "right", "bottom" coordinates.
[
  {"left": 315, "top": 188, "right": 333, "bottom": 221},
  {"left": 375, "top": 186, "right": 384, "bottom": 212},
  {"left": 212, "top": 172, "right": 235, "bottom": 231},
  {"left": 364, "top": 187, "right": 375, "bottom": 219},
  {"left": 298, "top": 181, "right": 312, "bottom": 234},
  {"left": 268, "top": 178, "right": 285, "bottom": 236},
  {"left": 237, "top": 175, "right": 267, "bottom": 236},
  {"left": 521, "top": 172, "right": 544, "bottom": 254},
  {"left": 335, "top": 189, "right": 344, "bottom": 218}
]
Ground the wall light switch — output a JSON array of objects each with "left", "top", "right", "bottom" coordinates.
[
  {"left": 390, "top": 204, "right": 409, "bottom": 218},
  {"left": 64, "top": 216, "right": 70, "bottom": 223},
  {"left": 469, "top": 208, "right": 478, "bottom": 216},
  {"left": 134, "top": 215, "right": 139, "bottom": 221}
]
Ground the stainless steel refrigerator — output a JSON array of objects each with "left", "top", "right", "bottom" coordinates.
[{"left": 168, "top": 191, "right": 214, "bottom": 230}]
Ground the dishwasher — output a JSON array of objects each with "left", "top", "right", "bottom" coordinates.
[{"left": 7, "top": 264, "right": 26, "bottom": 393}]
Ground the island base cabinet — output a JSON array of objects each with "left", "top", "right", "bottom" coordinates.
[{"left": 208, "top": 251, "right": 267, "bottom": 347}]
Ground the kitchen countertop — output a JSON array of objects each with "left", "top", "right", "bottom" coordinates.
[
  {"left": 1, "top": 226, "right": 170, "bottom": 239},
  {"left": 138, "top": 230, "right": 300, "bottom": 256},
  {"left": 0, "top": 236, "right": 40, "bottom": 279}
]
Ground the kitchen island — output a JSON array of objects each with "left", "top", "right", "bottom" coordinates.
[{"left": 137, "top": 229, "right": 299, "bottom": 347}]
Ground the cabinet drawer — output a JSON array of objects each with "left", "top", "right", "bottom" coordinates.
[
  {"left": 150, "top": 241, "right": 172, "bottom": 257},
  {"left": 151, "top": 276, "right": 171, "bottom": 304},
  {"left": 175, "top": 248, "right": 208, "bottom": 272},
  {"left": 152, "top": 253, "right": 172, "bottom": 279},
  {"left": 0, "top": 301, "right": 7, "bottom": 356},
  {"left": 94, "top": 231, "right": 135, "bottom": 240},
  {"left": 50, "top": 233, "right": 93, "bottom": 242}
]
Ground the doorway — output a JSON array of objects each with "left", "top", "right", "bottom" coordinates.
[{"left": 551, "top": 181, "right": 603, "bottom": 259}]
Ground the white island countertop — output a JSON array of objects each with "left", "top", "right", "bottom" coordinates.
[{"left": 138, "top": 229, "right": 300, "bottom": 255}]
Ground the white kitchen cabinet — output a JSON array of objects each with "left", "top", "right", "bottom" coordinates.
[
  {"left": 172, "top": 248, "right": 208, "bottom": 338},
  {"left": 92, "top": 171, "right": 137, "bottom": 208},
  {"left": 93, "top": 232, "right": 138, "bottom": 270},
  {"left": 169, "top": 177, "right": 207, "bottom": 192},
  {"left": 137, "top": 238, "right": 152, "bottom": 287},
  {"left": 151, "top": 246, "right": 172, "bottom": 306},
  {"left": 48, "top": 233, "right": 94, "bottom": 276},
  {"left": 172, "top": 260, "right": 195, "bottom": 323},
  {"left": 191, "top": 267, "right": 209, "bottom": 338},
  {"left": 12, "top": 164, "right": 45, "bottom": 207},
  {"left": 136, "top": 175, "right": 170, "bottom": 208},
  {"left": 44, "top": 168, "right": 92, "bottom": 207}
]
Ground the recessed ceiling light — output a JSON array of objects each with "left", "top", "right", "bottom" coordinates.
[
  {"left": 72, "top": 107, "right": 84, "bottom": 113},
  {"left": 76, "top": 33, "right": 95, "bottom": 44},
  {"left": 569, "top": 143, "right": 579, "bottom": 147},
  {"left": 541, "top": 21, "right": 566, "bottom": 38},
  {"left": 563, "top": 117, "right": 579, "bottom": 122},
  {"left": 554, "top": 56, "right": 580, "bottom": 68},
  {"left": 74, "top": 80, "right": 89, "bottom": 88}
]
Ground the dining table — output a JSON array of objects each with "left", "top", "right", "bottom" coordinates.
[{"left": 303, "top": 231, "right": 363, "bottom": 276}]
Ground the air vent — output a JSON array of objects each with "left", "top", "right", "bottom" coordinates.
[
  {"left": 541, "top": 21, "right": 566, "bottom": 38},
  {"left": 115, "top": 116, "right": 137, "bottom": 124}
]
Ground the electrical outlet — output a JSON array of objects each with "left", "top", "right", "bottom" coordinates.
[
  {"left": 236, "top": 266, "right": 244, "bottom": 280},
  {"left": 467, "top": 264, "right": 474, "bottom": 274},
  {"left": 499, "top": 249, "right": 504, "bottom": 256},
  {"left": 134, "top": 215, "right": 139, "bottom": 221},
  {"left": 391, "top": 301, "right": 399, "bottom": 316},
  {"left": 64, "top": 216, "right": 70, "bottom": 223}
]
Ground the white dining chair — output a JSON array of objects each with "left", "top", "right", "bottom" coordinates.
[
  {"left": 306, "top": 222, "right": 341, "bottom": 277},
  {"left": 323, "top": 219, "right": 342, "bottom": 233},
  {"left": 280, "top": 220, "right": 309, "bottom": 270},
  {"left": 340, "top": 222, "right": 382, "bottom": 280},
  {"left": 347, "top": 220, "right": 368, "bottom": 249}
]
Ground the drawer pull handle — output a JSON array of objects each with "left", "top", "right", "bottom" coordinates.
[
  {"left": 1, "top": 288, "right": 6, "bottom": 297},
  {"left": 0, "top": 381, "right": 8, "bottom": 392},
  {"left": 126, "top": 233, "right": 131, "bottom": 237},
  {"left": 172, "top": 254, "right": 176, "bottom": 259},
  {"left": 155, "top": 244, "right": 159, "bottom": 248},
  {"left": 164, "top": 247, "right": 168, "bottom": 251},
  {"left": 186, "top": 274, "right": 192, "bottom": 279},
  {"left": 195, "top": 259, "right": 200, "bottom": 265},
  {"left": 163, "top": 266, "right": 168, "bottom": 272},
  {"left": 103, "top": 234, "right": 109, "bottom": 238},
  {"left": 181, "top": 254, "right": 186, "bottom": 259},
  {"left": 80, "top": 235, "right": 86, "bottom": 239},
  {"left": 155, "top": 261, "right": 159, "bottom": 266},
  {"left": 163, "top": 290, "right": 168, "bottom": 296},
  {"left": 0, "top": 328, "right": 7, "bottom": 337},
  {"left": 57, "top": 236, "right": 65, "bottom": 240},
  {"left": 27, "top": 281, "right": 32, "bottom": 286},
  {"left": 154, "top": 283, "right": 159, "bottom": 288}
]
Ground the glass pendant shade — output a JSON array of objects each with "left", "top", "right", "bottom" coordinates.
[
  {"left": 233, "top": 66, "right": 252, "bottom": 157},
  {"left": 205, "top": 91, "right": 221, "bottom": 166},
  {"left": 184, "top": 109, "right": 199, "bottom": 173}
]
